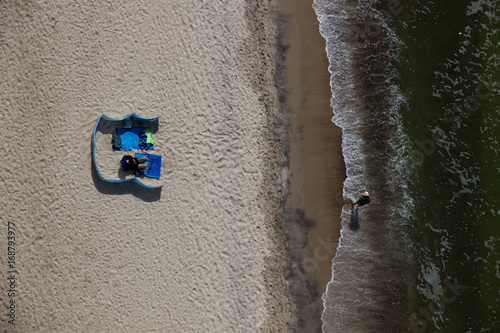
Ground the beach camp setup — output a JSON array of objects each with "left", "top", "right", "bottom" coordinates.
[{"left": 91, "top": 113, "right": 163, "bottom": 189}]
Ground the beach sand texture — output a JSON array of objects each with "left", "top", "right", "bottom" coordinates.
[{"left": 0, "top": 1, "right": 292, "bottom": 332}]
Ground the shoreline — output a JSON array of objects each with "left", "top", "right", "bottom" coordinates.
[
  {"left": 241, "top": 1, "right": 345, "bottom": 330},
  {"left": 281, "top": 0, "right": 345, "bottom": 297},
  {"left": 275, "top": 0, "right": 346, "bottom": 330}
]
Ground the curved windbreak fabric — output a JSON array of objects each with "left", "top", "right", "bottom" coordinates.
[{"left": 91, "top": 113, "right": 163, "bottom": 189}]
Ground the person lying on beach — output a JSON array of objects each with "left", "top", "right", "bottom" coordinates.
[
  {"left": 352, "top": 191, "right": 370, "bottom": 208},
  {"left": 121, "top": 155, "right": 149, "bottom": 172}
]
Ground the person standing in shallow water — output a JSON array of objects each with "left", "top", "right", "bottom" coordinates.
[
  {"left": 352, "top": 191, "right": 370, "bottom": 208},
  {"left": 349, "top": 191, "right": 369, "bottom": 231}
]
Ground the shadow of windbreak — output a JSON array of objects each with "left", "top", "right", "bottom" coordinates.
[
  {"left": 91, "top": 114, "right": 163, "bottom": 199},
  {"left": 349, "top": 207, "right": 360, "bottom": 231},
  {"left": 90, "top": 153, "right": 161, "bottom": 202}
]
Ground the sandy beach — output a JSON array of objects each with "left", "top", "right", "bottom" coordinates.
[{"left": 0, "top": 1, "right": 344, "bottom": 332}]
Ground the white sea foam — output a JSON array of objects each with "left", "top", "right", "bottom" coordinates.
[{"left": 313, "top": 0, "right": 414, "bottom": 331}]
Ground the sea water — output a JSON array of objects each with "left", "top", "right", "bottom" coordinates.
[{"left": 314, "top": 0, "right": 500, "bottom": 331}]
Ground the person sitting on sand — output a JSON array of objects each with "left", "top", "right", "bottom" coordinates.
[
  {"left": 121, "top": 155, "right": 149, "bottom": 172},
  {"left": 352, "top": 191, "right": 370, "bottom": 208}
]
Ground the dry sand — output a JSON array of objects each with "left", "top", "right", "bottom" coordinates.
[
  {"left": 0, "top": 0, "right": 344, "bottom": 332},
  {"left": 1, "top": 1, "right": 289, "bottom": 331}
]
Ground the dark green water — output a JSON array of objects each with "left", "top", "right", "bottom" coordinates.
[{"left": 395, "top": 1, "right": 500, "bottom": 331}]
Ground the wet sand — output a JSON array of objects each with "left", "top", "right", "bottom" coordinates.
[{"left": 278, "top": 0, "right": 346, "bottom": 331}]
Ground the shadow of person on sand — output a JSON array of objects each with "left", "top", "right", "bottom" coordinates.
[
  {"left": 118, "top": 166, "right": 129, "bottom": 180},
  {"left": 91, "top": 159, "right": 161, "bottom": 202},
  {"left": 349, "top": 207, "right": 360, "bottom": 231}
]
